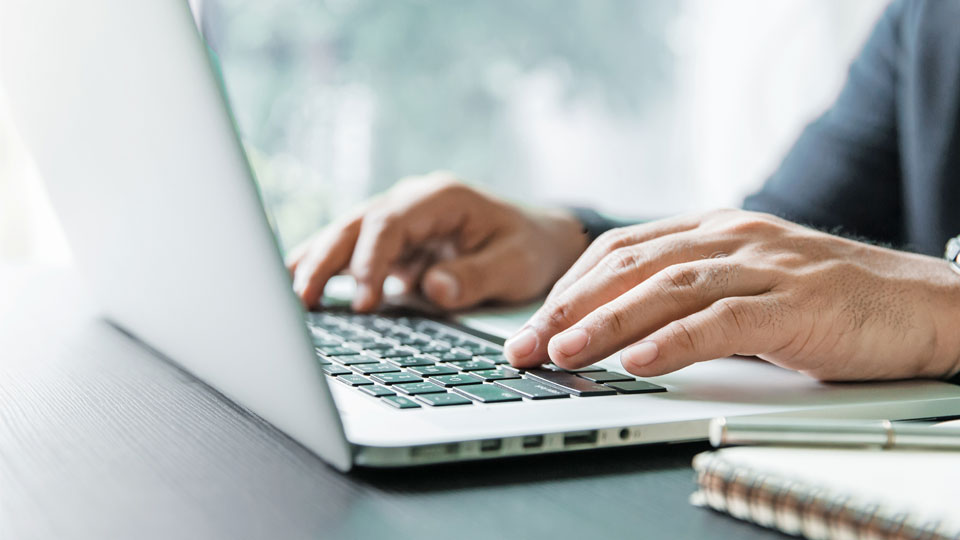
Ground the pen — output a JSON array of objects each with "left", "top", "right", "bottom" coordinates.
[{"left": 709, "top": 416, "right": 960, "bottom": 450}]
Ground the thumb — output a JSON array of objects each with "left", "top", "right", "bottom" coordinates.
[{"left": 421, "top": 247, "right": 509, "bottom": 310}]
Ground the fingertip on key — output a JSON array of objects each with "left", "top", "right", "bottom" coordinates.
[
  {"left": 505, "top": 327, "right": 538, "bottom": 363},
  {"left": 351, "top": 282, "right": 377, "bottom": 312},
  {"left": 620, "top": 341, "right": 659, "bottom": 371},
  {"left": 549, "top": 327, "right": 589, "bottom": 358}
]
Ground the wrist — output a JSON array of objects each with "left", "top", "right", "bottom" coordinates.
[
  {"left": 924, "top": 257, "right": 960, "bottom": 380},
  {"left": 534, "top": 208, "right": 590, "bottom": 280}
]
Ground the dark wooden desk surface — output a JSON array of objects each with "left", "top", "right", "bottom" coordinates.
[{"left": 0, "top": 265, "right": 784, "bottom": 539}]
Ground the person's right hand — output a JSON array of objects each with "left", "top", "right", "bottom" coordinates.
[{"left": 286, "top": 172, "right": 589, "bottom": 312}]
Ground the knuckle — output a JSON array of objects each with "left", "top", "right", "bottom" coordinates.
[
  {"left": 661, "top": 264, "right": 702, "bottom": 291},
  {"left": 666, "top": 319, "right": 700, "bottom": 351},
  {"left": 710, "top": 298, "right": 751, "bottom": 334},
  {"left": 592, "top": 304, "right": 626, "bottom": 336},
  {"left": 544, "top": 300, "right": 579, "bottom": 331},
  {"left": 722, "top": 213, "right": 779, "bottom": 236},
  {"left": 595, "top": 228, "right": 632, "bottom": 252},
  {"left": 704, "top": 207, "right": 737, "bottom": 220},
  {"left": 601, "top": 247, "right": 642, "bottom": 278}
]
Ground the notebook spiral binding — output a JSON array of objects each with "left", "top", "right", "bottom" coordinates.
[{"left": 690, "top": 452, "right": 960, "bottom": 540}]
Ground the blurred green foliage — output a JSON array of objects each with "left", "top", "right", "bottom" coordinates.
[{"left": 203, "top": 0, "right": 678, "bottom": 249}]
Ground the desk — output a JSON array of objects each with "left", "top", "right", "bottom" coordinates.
[{"left": 0, "top": 265, "right": 783, "bottom": 539}]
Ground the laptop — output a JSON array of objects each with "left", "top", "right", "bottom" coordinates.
[{"left": 3, "top": 1, "right": 960, "bottom": 471}]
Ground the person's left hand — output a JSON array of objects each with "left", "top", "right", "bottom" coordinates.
[{"left": 504, "top": 209, "right": 960, "bottom": 381}]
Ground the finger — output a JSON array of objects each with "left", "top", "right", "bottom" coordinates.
[
  {"left": 292, "top": 218, "right": 362, "bottom": 308},
  {"left": 421, "top": 236, "right": 529, "bottom": 310},
  {"left": 348, "top": 186, "right": 481, "bottom": 312},
  {"left": 285, "top": 239, "right": 311, "bottom": 276},
  {"left": 540, "top": 259, "right": 775, "bottom": 369},
  {"left": 390, "top": 255, "right": 432, "bottom": 294},
  {"left": 507, "top": 230, "right": 737, "bottom": 365},
  {"left": 619, "top": 295, "right": 787, "bottom": 376},
  {"left": 544, "top": 214, "right": 703, "bottom": 306}
]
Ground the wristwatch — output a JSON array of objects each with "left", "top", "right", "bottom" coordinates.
[{"left": 946, "top": 235, "right": 960, "bottom": 275}]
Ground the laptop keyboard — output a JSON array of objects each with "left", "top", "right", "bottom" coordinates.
[{"left": 308, "top": 312, "right": 666, "bottom": 409}]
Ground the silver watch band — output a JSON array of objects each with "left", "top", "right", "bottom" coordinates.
[{"left": 946, "top": 236, "right": 960, "bottom": 276}]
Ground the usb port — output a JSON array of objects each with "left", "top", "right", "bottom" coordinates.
[
  {"left": 480, "top": 439, "right": 502, "bottom": 453},
  {"left": 563, "top": 430, "right": 598, "bottom": 447},
  {"left": 521, "top": 435, "right": 544, "bottom": 449}
]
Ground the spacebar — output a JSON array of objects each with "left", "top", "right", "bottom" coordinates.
[{"left": 525, "top": 369, "right": 617, "bottom": 397}]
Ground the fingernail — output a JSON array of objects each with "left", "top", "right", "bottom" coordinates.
[
  {"left": 551, "top": 327, "right": 589, "bottom": 358},
  {"left": 424, "top": 270, "right": 460, "bottom": 305},
  {"left": 505, "top": 327, "right": 538, "bottom": 359},
  {"left": 621, "top": 341, "right": 659, "bottom": 367}
]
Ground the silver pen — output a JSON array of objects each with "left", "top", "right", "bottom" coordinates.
[{"left": 709, "top": 416, "right": 960, "bottom": 450}]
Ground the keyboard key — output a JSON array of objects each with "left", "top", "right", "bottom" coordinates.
[
  {"left": 354, "top": 362, "right": 402, "bottom": 375},
  {"left": 307, "top": 314, "right": 343, "bottom": 331},
  {"left": 385, "top": 356, "right": 436, "bottom": 368},
  {"left": 473, "top": 367, "right": 521, "bottom": 381},
  {"left": 495, "top": 379, "right": 570, "bottom": 400},
  {"left": 436, "top": 349, "right": 474, "bottom": 362},
  {"left": 347, "top": 315, "right": 382, "bottom": 329},
  {"left": 402, "top": 333, "right": 433, "bottom": 345},
  {"left": 416, "top": 393, "right": 473, "bottom": 407},
  {"left": 476, "top": 354, "right": 510, "bottom": 365},
  {"left": 606, "top": 380, "right": 667, "bottom": 394},
  {"left": 418, "top": 342, "right": 452, "bottom": 354},
  {"left": 337, "top": 374, "right": 374, "bottom": 386},
  {"left": 448, "top": 359, "right": 496, "bottom": 372},
  {"left": 337, "top": 328, "right": 367, "bottom": 340},
  {"left": 360, "top": 384, "right": 396, "bottom": 397},
  {"left": 578, "top": 371, "right": 635, "bottom": 383},
  {"left": 381, "top": 395, "right": 421, "bottom": 409},
  {"left": 316, "top": 345, "right": 361, "bottom": 356},
  {"left": 346, "top": 336, "right": 384, "bottom": 347},
  {"left": 441, "top": 334, "right": 471, "bottom": 346},
  {"left": 525, "top": 369, "right": 617, "bottom": 397},
  {"left": 369, "top": 347, "right": 417, "bottom": 358},
  {"left": 416, "top": 325, "right": 445, "bottom": 337},
  {"left": 458, "top": 342, "right": 502, "bottom": 355},
  {"left": 543, "top": 363, "right": 606, "bottom": 373},
  {"left": 382, "top": 328, "right": 412, "bottom": 339},
  {"left": 311, "top": 335, "right": 343, "bottom": 347},
  {"left": 322, "top": 364, "right": 351, "bottom": 376},
  {"left": 454, "top": 384, "right": 523, "bottom": 403},
  {"left": 431, "top": 373, "right": 484, "bottom": 387},
  {"left": 356, "top": 339, "right": 398, "bottom": 351},
  {"left": 393, "top": 381, "right": 447, "bottom": 395},
  {"left": 332, "top": 354, "right": 381, "bottom": 366},
  {"left": 408, "top": 364, "right": 458, "bottom": 377},
  {"left": 370, "top": 372, "right": 422, "bottom": 385}
]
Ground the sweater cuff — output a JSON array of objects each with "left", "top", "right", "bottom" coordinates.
[{"left": 567, "top": 206, "right": 641, "bottom": 244}]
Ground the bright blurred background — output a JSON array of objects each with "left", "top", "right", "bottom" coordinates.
[{"left": 0, "top": 0, "right": 886, "bottom": 264}]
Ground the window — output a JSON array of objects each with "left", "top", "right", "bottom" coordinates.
[{"left": 0, "top": 0, "right": 886, "bottom": 262}]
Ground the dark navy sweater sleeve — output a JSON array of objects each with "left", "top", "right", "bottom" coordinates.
[
  {"left": 743, "top": 1, "right": 906, "bottom": 246},
  {"left": 580, "top": 1, "right": 960, "bottom": 257}
]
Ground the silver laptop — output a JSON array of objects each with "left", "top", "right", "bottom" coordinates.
[{"left": 4, "top": 1, "right": 960, "bottom": 471}]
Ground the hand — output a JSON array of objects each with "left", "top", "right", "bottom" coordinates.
[
  {"left": 286, "top": 172, "right": 589, "bottom": 312},
  {"left": 504, "top": 209, "right": 960, "bottom": 381}
]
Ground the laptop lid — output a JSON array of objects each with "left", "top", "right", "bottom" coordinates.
[{"left": 0, "top": 0, "right": 352, "bottom": 470}]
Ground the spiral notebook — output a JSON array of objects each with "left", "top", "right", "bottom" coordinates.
[{"left": 691, "top": 445, "right": 960, "bottom": 539}]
